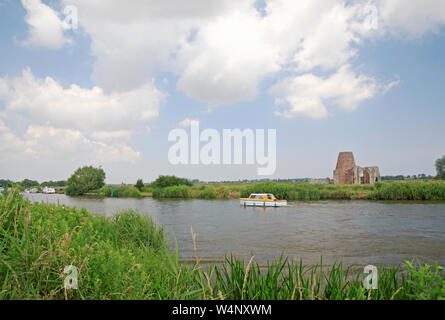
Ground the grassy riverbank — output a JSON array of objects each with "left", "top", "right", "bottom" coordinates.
[
  {"left": 150, "top": 180, "right": 445, "bottom": 201},
  {"left": 1, "top": 190, "right": 444, "bottom": 300}
]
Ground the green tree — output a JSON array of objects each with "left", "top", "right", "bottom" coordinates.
[
  {"left": 151, "top": 175, "right": 193, "bottom": 188},
  {"left": 20, "top": 179, "right": 40, "bottom": 188},
  {"left": 435, "top": 156, "right": 445, "bottom": 180},
  {"left": 0, "top": 179, "right": 13, "bottom": 188},
  {"left": 135, "top": 179, "right": 144, "bottom": 191},
  {"left": 66, "top": 166, "right": 106, "bottom": 196}
]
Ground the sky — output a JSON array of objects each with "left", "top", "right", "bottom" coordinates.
[{"left": 0, "top": 0, "right": 444, "bottom": 183}]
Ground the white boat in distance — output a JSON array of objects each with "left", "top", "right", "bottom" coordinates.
[
  {"left": 42, "top": 187, "right": 56, "bottom": 194},
  {"left": 240, "top": 193, "right": 287, "bottom": 207}
]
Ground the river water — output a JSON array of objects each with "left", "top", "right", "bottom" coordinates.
[{"left": 23, "top": 194, "right": 445, "bottom": 267}]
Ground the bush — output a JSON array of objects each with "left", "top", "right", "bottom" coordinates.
[
  {"left": 66, "top": 166, "right": 106, "bottom": 196},
  {"left": 135, "top": 179, "right": 144, "bottom": 191},
  {"left": 151, "top": 175, "right": 192, "bottom": 188}
]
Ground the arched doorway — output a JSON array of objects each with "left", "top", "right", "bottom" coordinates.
[{"left": 363, "top": 170, "right": 371, "bottom": 184}]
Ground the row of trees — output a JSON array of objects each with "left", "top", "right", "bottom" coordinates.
[
  {"left": 0, "top": 179, "right": 67, "bottom": 188},
  {"left": 381, "top": 174, "right": 434, "bottom": 181},
  {"left": 64, "top": 167, "right": 193, "bottom": 196}
]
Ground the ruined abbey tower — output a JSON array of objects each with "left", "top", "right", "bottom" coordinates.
[{"left": 333, "top": 152, "right": 380, "bottom": 185}]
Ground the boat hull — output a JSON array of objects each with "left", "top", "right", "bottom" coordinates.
[{"left": 240, "top": 200, "right": 287, "bottom": 207}]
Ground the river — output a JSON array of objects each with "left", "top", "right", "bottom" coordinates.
[{"left": 23, "top": 194, "right": 445, "bottom": 267}]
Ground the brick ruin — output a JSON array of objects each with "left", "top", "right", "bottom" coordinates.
[{"left": 333, "top": 152, "right": 381, "bottom": 185}]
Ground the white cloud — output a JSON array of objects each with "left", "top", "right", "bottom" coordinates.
[
  {"left": 0, "top": 123, "right": 140, "bottom": 164},
  {"left": 19, "top": 0, "right": 441, "bottom": 118},
  {"left": 21, "top": 0, "right": 71, "bottom": 49},
  {"left": 57, "top": 0, "right": 412, "bottom": 111},
  {"left": 376, "top": 0, "right": 445, "bottom": 38},
  {"left": 25, "top": 126, "right": 140, "bottom": 164},
  {"left": 0, "top": 68, "right": 163, "bottom": 133},
  {"left": 0, "top": 119, "right": 36, "bottom": 161},
  {"left": 382, "top": 77, "right": 401, "bottom": 95},
  {"left": 270, "top": 65, "right": 377, "bottom": 118},
  {"left": 0, "top": 68, "right": 161, "bottom": 165}
]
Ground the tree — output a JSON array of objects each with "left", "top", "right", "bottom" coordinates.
[
  {"left": 0, "top": 179, "right": 13, "bottom": 188},
  {"left": 151, "top": 175, "right": 193, "bottom": 188},
  {"left": 135, "top": 179, "right": 144, "bottom": 191},
  {"left": 20, "top": 179, "right": 40, "bottom": 188},
  {"left": 435, "top": 156, "right": 445, "bottom": 180},
  {"left": 66, "top": 166, "right": 106, "bottom": 196}
]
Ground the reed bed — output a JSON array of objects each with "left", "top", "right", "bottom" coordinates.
[
  {"left": 152, "top": 181, "right": 445, "bottom": 201},
  {"left": 365, "top": 181, "right": 445, "bottom": 201}
]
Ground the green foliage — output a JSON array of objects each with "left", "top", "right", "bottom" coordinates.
[
  {"left": 0, "top": 190, "right": 201, "bottom": 299},
  {"left": 149, "top": 181, "right": 445, "bottom": 201},
  {"left": 151, "top": 175, "right": 192, "bottom": 188},
  {"left": 1, "top": 190, "right": 444, "bottom": 300},
  {"left": 135, "top": 179, "right": 144, "bottom": 191},
  {"left": 0, "top": 179, "right": 13, "bottom": 188},
  {"left": 365, "top": 181, "right": 445, "bottom": 200},
  {"left": 40, "top": 180, "right": 67, "bottom": 187},
  {"left": 404, "top": 261, "right": 445, "bottom": 300},
  {"left": 19, "top": 179, "right": 39, "bottom": 188},
  {"left": 241, "top": 182, "right": 333, "bottom": 201},
  {"left": 100, "top": 185, "right": 142, "bottom": 198},
  {"left": 66, "top": 166, "right": 106, "bottom": 196},
  {"left": 213, "top": 257, "right": 445, "bottom": 300},
  {"left": 436, "top": 155, "right": 445, "bottom": 180}
]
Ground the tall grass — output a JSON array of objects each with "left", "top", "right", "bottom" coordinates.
[
  {"left": 1, "top": 190, "right": 444, "bottom": 300},
  {"left": 0, "top": 190, "right": 201, "bottom": 299},
  {"left": 100, "top": 185, "right": 142, "bottom": 198},
  {"left": 239, "top": 182, "right": 370, "bottom": 201},
  {"left": 365, "top": 181, "right": 445, "bottom": 201},
  {"left": 213, "top": 256, "right": 445, "bottom": 300}
]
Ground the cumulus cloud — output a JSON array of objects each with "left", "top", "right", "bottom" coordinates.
[
  {"left": 24, "top": 126, "right": 140, "bottom": 164},
  {"left": 21, "top": 0, "right": 71, "bottom": 49},
  {"left": 0, "top": 68, "right": 161, "bottom": 164},
  {"left": 56, "top": 0, "right": 417, "bottom": 115},
  {"left": 0, "top": 122, "right": 140, "bottom": 165},
  {"left": 270, "top": 65, "right": 377, "bottom": 118},
  {"left": 21, "top": 0, "right": 444, "bottom": 118},
  {"left": 0, "top": 68, "right": 163, "bottom": 133},
  {"left": 376, "top": 0, "right": 445, "bottom": 38}
]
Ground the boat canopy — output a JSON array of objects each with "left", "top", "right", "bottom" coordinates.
[{"left": 248, "top": 193, "right": 277, "bottom": 200}]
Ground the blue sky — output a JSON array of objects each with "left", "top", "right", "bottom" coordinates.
[{"left": 0, "top": 0, "right": 444, "bottom": 183}]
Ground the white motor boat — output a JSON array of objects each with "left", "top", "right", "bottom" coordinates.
[
  {"left": 240, "top": 193, "right": 287, "bottom": 207},
  {"left": 42, "top": 187, "right": 56, "bottom": 194}
]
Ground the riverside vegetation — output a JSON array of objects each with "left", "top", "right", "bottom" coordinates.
[
  {"left": 1, "top": 190, "right": 444, "bottom": 300},
  {"left": 148, "top": 180, "right": 445, "bottom": 201}
]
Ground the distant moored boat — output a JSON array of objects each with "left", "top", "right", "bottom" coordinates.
[{"left": 42, "top": 187, "right": 56, "bottom": 194}]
